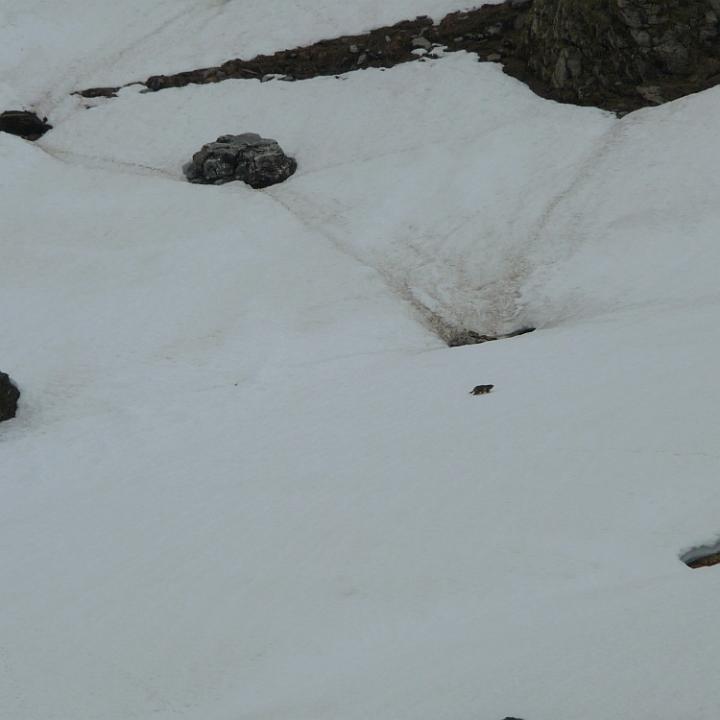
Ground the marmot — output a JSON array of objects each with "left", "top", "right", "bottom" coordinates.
[{"left": 470, "top": 384, "right": 494, "bottom": 395}]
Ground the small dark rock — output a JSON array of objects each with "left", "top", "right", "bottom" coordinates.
[
  {"left": 76, "top": 86, "right": 119, "bottom": 99},
  {"left": 0, "top": 372, "right": 20, "bottom": 422},
  {"left": 0, "top": 110, "right": 52, "bottom": 140},
  {"left": 183, "top": 133, "right": 297, "bottom": 188},
  {"left": 681, "top": 539, "right": 720, "bottom": 568},
  {"left": 145, "top": 75, "right": 168, "bottom": 92},
  {"left": 685, "top": 551, "right": 720, "bottom": 568}
]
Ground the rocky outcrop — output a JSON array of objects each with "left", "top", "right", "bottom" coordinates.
[
  {"left": 519, "top": 0, "right": 720, "bottom": 111},
  {"left": 75, "top": 0, "right": 720, "bottom": 114},
  {"left": 0, "top": 111, "right": 52, "bottom": 140},
  {"left": 183, "top": 133, "right": 297, "bottom": 188},
  {"left": 0, "top": 372, "right": 20, "bottom": 422},
  {"left": 681, "top": 538, "right": 720, "bottom": 568},
  {"left": 77, "top": 3, "right": 529, "bottom": 96},
  {"left": 685, "top": 551, "right": 720, "bottom": 568}
]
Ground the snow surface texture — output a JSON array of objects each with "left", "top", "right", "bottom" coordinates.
[{"left": 3, "top": 3, "right": 720, "bottom": 720}]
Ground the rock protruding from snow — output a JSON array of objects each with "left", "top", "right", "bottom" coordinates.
[
  {"left": 0, "top": 372, "right": 20, "bottom": 422},
  {"left": 681, "top": 538, "right": 720, "bottom": 569},
  {"left": 0, "top": 111, "right": 52, "bottom": 140},
  {"left": 521, "top": 0, "right": 720, "bottom": 111},
  {"left": 83, "top": 5, "right": 529, "bottom": 97},
  {"left": 183, "top": 133, "right": 297, "bottom": 188}
]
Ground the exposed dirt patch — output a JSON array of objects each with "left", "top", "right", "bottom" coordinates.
[{"left": 398, "top": 283, "right": 536, "bottom": 348}]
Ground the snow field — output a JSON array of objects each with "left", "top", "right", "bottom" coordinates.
[{"left": 2, "top": 6, "right": 720, "bottom": 720}]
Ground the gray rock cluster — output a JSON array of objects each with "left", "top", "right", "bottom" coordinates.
[
  {"left": 183, "top": 133, "right": 297, "bottom": 188},
  {"left": 521, "top": 0, "right": 720, "bottom": 105},
  {"left": 0, "top": 371, "right": 20, "bottom": 423}
]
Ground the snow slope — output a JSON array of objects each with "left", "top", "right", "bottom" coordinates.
[{"left": 2, "top": 4, "right": 720, "bottom": 720}]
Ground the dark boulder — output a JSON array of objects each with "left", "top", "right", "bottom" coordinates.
[
  {"left": 183, "top": 133, "right": 297, "bottom": 188},
  {"left": 0, "top": 372, "right": 20, "bottom": 422},
  {"left": 0, "top": 111, "right": 52, "bottom": 140}
]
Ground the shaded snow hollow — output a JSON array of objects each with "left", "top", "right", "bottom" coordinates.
[{"left": 2, "top": 3, "right": 720, "bottom": 720}]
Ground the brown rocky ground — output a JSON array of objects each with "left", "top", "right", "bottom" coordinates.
[{"left": 75, "top": 0, "right": 720, "bottom": 115}]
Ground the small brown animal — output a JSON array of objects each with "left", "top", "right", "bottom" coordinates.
[{"left": 470, "top": 384, "right": 494, "bottom": 395}]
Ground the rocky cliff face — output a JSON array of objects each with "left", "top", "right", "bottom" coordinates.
[{"left": 519, "top": 0, "right": 720, "bottom": 111}]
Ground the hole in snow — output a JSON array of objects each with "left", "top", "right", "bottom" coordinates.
[
  {"left": 397, "top": 264, "right": 535, "bottom": 348},
  {"left": 445, "top": 326, "right": 535, "bottom": 348},
  {"left": 680, "top": 539, "right": 720, "bottom": 569}
]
